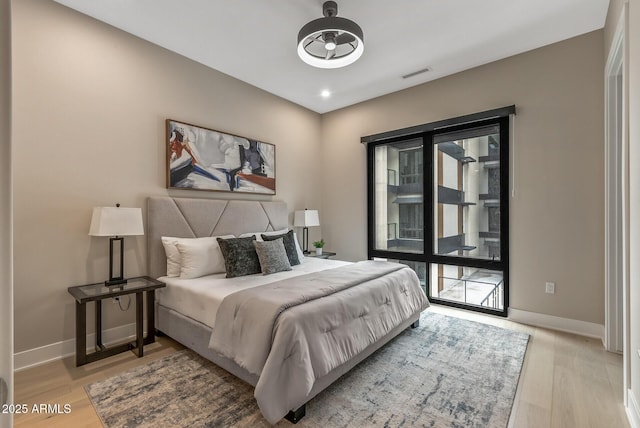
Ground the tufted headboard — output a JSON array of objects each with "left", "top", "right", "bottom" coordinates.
[{"left": 147, "top": 196, "right": 288, "bottom": 278}]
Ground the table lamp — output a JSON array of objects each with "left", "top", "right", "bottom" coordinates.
[
  {"left": 89, "top": 204, "right": 144, "bottom": 286},
  {"left": 294, "top": 209, "right": 320, "bottom": 254}
]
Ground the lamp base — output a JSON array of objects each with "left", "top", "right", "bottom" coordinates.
[
  {"left": 302, "top": 227, "right": 310, "bottom": 255},
  {"left": 107, "top": 236, "right": 127, "bottom": 288}
]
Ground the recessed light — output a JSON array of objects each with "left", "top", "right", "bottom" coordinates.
[{"left": 321, "top": 90, "right": 331, "bottom": 98}]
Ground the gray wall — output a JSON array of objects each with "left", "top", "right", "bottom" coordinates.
[
  {"left": 11, "top": 0, "right": 323, "bottom": 353},
  {"left": 320, "top": 31, "right": 605, "bottom": 325},
  {"left": 605, "top": 0, "right": 625, "bottom": 54},
  {"left": 1, "top": 0, "right": 13, "bottom": 425}
]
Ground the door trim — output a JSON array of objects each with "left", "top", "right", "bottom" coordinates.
[{"left": 604, "top": 4, "right": 626, "bottom": 355}]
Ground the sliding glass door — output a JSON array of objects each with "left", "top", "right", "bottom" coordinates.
[{"left": 367, "top": 114, "right": 510, "bottom": 316}]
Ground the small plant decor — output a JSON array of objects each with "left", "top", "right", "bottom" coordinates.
[{"left": 312, "top": 239, "right": 325, "bottom": 255}]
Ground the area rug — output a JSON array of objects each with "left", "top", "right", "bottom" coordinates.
[{"left": 86, "top": 312, "right": 529, "bottom": 427}]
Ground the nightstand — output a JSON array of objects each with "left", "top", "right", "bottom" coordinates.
[
  {"left": 68, "top": 276, "right": 166, "bottom": 366},
  {"left": 306, "top": 251, "right": 336, "bottom": 260}
]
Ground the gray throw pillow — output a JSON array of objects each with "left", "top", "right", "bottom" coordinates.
[
  {"left": 217, "top": 236, "right": 261, "bottom": 278},
  {"left": 253, "top": 238, "right": 292, "bottom": 275},
  {"left": 261, "top": 230, "right": 300, "bottom": 266}
]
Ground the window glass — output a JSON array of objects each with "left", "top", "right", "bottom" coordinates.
[
  {"left": 372, "top": 139, "right": 424, "bottom": 254},
  {"left": 433, "top": 126, "right": 500, "bottom": 260},
  {"left": 429, "top": 263, "right": 504, "bottom": 311}
]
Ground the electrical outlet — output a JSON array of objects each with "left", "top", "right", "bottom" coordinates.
[{"left": 545, "top": 282, "right": 555, "bottom": 294}]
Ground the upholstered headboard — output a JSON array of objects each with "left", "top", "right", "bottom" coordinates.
[{"left": 147, "top": 197, "right": 288, "bottom": 278}]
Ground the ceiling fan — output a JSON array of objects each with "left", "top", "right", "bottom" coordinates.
[{"left": 297, "top": 1, "right": 365, "bottom": 69}]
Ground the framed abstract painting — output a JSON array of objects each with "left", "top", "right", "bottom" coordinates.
[{"left": 166, "top": 119, "right": 276, "bottom": 195}]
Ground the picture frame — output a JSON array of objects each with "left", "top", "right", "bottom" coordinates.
[{"left": 166, "top": 119, "right": 276, "bottom": 195}]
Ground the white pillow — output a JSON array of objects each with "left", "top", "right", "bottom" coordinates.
[
  {"left": 293, "top": 232, "right": 305, "bottom": 261},
  {"left": 176, "top": 235, "right": 234, "bottom": 279},
  {"left": 161, "top": 236, "right": 182, "bottom": 277},
  {"left": 161, "top": 235, "right": 234, "bottom": 278},
  {"left": 239, "top": 228, "right": 288, "bottom": 241}
]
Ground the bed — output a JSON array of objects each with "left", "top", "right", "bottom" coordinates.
[{"left": 148, "top": 196, "right": 429, "bottom": 424}]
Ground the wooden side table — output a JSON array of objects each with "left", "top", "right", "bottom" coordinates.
[{"left": 68, "top": 276, "right": 165, "bottom": 366}]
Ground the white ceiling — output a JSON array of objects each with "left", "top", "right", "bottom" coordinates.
[{"left": 52, "top": 0, "right": 609, "bottom": 114}]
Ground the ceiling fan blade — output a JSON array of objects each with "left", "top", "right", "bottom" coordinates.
[
  {"left": 325, "top": 49, "right": 336, "bottom": 60},
  {"left": 336, "top": 33, "right": 356, "bottom": 45}
]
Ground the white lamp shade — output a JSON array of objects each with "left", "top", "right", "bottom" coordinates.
[
  {"left": 88, "top": 207, "right": 144, "bottom": 237},
  {"left": 294, "top": 210, "right": 320, "bottom": 227}
]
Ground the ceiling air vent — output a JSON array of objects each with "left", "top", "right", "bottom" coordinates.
[{"left": 402, "top": 67, "right": 431, "bottom": 79}]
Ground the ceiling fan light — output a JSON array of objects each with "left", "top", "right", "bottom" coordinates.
[
  {"left": 297, "top": 36, "right": 363, "bottom": 69},
  {"left": 296, "top": 8, "right": 364, "bottom": 69}
]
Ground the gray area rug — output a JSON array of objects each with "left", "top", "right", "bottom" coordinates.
[{"left": 86, "top": 312, "right": 529, "bottom": 427}]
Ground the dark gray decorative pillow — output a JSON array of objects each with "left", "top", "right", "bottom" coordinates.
[
  {"left": 261, "top": 230, "right": 300, "bottom": 266},
  {"left": 253, "top": 238, "right": 292, "bottom": 275},
  {"left": 217, "top": 236, "right": 261, "bottom": 278}
]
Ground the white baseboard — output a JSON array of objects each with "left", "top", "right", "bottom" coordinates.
[
  {"left": 508, "top": 308, "right": 605, "bottom": 343},
  {"left": 627, "top": 388, "right": 640, "bottom": 428},
  {"left": 14, "top": 321, "right": 145, "bottom": 371}
]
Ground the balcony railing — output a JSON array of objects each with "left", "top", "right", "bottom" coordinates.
[
  {"left": 399, "top": 224, "right": 423, "bottom": 239},
  {"left": 437, "top": 274, "right": 503, "bottom": 310}
]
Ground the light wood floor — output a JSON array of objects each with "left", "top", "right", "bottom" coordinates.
[{"left": 13, "top": 306, "right": 629, "bottom": 428}]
